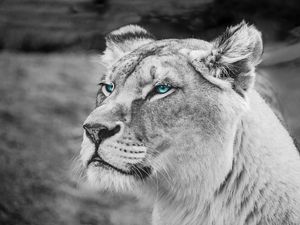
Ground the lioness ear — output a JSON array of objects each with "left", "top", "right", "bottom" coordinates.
[
  {"left": 188, "top": 21, "right": 263, "bottom": 95},
  {"left": 101, "top": 25, "right": 155, "bottom": 67}
]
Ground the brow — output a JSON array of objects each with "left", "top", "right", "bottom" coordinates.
[
  {"left": 154, "top": 74, "right": 182, "bottom": 88},
  {"left": 109, "top": 46, "right": 166, "bottom": 82}
]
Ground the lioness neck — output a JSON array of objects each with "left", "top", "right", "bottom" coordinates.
[{"left": 152, "top": 91, "right": 300, "bottom": 225}]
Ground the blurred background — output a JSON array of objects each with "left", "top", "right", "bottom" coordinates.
[{"left": 0, "top": 0, "right": 299, "bottom": 225}]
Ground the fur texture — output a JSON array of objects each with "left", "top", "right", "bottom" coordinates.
[{"left": 78, "top": 22, "right": 300, "bottom": 225}]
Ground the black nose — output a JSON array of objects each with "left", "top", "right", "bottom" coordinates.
[{"left": 83, "top": 123, "right": 121, "bottom": 145}]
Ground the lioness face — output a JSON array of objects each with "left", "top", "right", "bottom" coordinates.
[
  {"left": 80, "top": 46, "right": 248, "bottom": 192},
  {"left": 79, "top": 23, "right": 262, "bottom": 194}
]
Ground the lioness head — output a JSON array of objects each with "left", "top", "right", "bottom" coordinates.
[{"left": 79, "top": 22, "right": 262, "bottom": 195}]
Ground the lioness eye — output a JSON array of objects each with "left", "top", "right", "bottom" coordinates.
[
  {"left": 101, "top": 83, "right": 114, "bottom": 96},
  {"left": 155, "top": 84, "right": 172, "bottom": 94}
]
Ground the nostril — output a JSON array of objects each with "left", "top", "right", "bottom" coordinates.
[
  {"left": 83, "top": 123, "right": 121, "bottom": 144},
  {"left": 83, "top": 123, "right": 108, "bottom": 144},
  {"left": 98, "top": 124, "right": 121, "bottom": 140}
]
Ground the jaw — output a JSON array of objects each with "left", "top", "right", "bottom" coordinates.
[
  {"left": 86, "top": 165, "right": 138, "bottom": 192},
  {"left": 85, "top": 163, "right": 153, "bottom": 193}
]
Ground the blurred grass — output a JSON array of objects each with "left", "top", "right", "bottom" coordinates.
[{"left": 0, "top": 52, "right": 151, "bottom": 225}]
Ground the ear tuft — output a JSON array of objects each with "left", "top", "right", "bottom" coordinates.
[
  {"left": 102, "top": 25, "right": 155, "bottom": 67},
  {"left": 185, "top": 21, "right": 263, "bottom": 95},
  {"left": 214, "top": 21, "right": 263, "bottom": 67},
  {"left": 211, "top": 21, "right": 263, "bottom": 93}
]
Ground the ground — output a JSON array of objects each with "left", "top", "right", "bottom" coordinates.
[{"left": 0, "top": 49, "right": 299, "bottom": 225}]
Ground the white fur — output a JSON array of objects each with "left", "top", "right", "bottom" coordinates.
[
  {"left": 149, "top": 90, "right": 300, "bottom": 225},
  {"left": 79, "top": 22, "right": 300, "bottom": 225}
]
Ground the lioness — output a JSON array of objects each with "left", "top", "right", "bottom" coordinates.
[{"left": 79, "top": 22, "right": 300, "bottom": 225}]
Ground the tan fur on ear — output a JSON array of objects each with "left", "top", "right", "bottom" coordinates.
[
  {"left": 102, "top": 25, "right": 155, "bottom": 67},
  {"left": 184, "top": 21, "right": 263, "bottom": 95},
  {"left": 213, "top": 21, "right": 263, "bottom": 67}
]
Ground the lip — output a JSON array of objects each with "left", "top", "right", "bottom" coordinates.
[
  {"left": 87, "top": 154, "right": 151, "bottom": 180},
  {"left": 88, "top": 155, "right": 131, "bottom": 175}
]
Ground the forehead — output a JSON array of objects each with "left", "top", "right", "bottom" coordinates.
[
  {"left": 106, "top": 39, "right": 212, "bottom": 85},
  {"left": 113, "top": 54, "right": 188, "bottom": 90}
]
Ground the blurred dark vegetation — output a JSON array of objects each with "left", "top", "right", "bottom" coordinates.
[
  {"left": 0, "top": 1, "right": 300, "bottom": 225},
  {"left": 0, "top": 0, "right": 300, "bottom": 52}
]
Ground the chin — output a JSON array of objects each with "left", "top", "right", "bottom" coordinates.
[{"left": 86, "top": 164, "right": 141, "bottom": 192}]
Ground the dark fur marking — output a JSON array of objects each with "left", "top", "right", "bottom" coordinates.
[
  {"left": 225, "top": 165, "right": 247, "bottom": 207},
  {"left": 106, "top": 30, "right": 155, "bottom": 44},
  {"left": 150, "top": 65, "right": 157, "bottom": 80},
  {"left": 235, "top": 165, "right": 246, "bottom": 189},
  {"left": 238, "top": 181, "right": 257, "bottom": 215},
  {"left": 214, "top": 163, "right": 234, "bottom": 197},
  {"left": 244, "top": 202, "right": 259, "bottom": 225}
]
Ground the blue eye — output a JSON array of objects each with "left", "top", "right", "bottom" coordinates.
[
  {"left": 101, "top": 83, "right": 114, "bottom": 96},
  {"left": 105, "top": 84, "right": 114, "bottom": 93},
  {"left": 155, "top": 84, "right": 172, "bottom": 94}
]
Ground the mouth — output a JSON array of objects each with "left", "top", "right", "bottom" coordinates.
[{"left": 87, "top": 154, "right": 151, "bottom": 180}]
